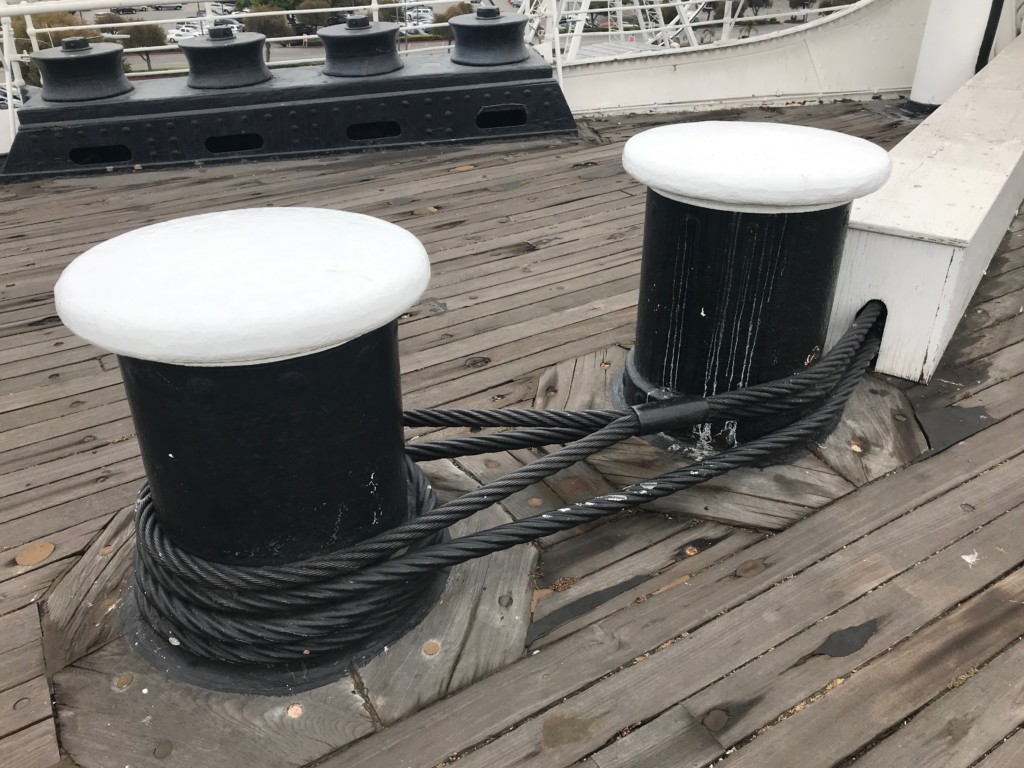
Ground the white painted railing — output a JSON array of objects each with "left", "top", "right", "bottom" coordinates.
[
  {"left": 0, "top": 0, "right": 853, "bottom": 83},
  {"left": 0, "top": 0, "right": 864, "bottom": 150}
]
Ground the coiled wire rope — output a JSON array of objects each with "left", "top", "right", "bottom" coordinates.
[{"left": 132, "top": 301, "right": 886, "bottom": 664}]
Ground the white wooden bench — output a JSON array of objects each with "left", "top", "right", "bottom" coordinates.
[{"left": 828, "top": 31, "right": 1024, "bottom": 382}]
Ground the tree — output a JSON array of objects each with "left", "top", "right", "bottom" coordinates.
[
  {"left": 747, "top": 0, "right": 770, "bottom": 14},
  {"left": 294, "top": 0, "right": 331, "bottom": 28},
  {"left": 788, "top": 0, "right": 811, "bottom": 7},
  {"left": 244, "top": 4, "right": 292, "bottom": 57},
  {"left": 96, "top": 13, "right": 167, "bottom": 71},
  {"left": 818, "top": 0, "right": 854, "bottom": 8},
  {"left": 432, "top": 2, "right": 473, "bottom": 41}
]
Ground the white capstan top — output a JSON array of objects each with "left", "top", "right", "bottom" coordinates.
[
  {"left": 622, "top": 121, "right": 892, "bottom": 214},
  {"left": 54, "top": 208, "right": 431, "bottom": 366}
]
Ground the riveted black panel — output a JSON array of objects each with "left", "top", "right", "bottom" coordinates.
[{"left": 2, "top": 48, "right": 576, "bottom": 179}]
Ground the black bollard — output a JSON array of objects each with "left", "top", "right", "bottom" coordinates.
[
  {"left": 319, "top": 15, "right": 403, "bottom": 77},
  {"left": 449, "top": 7, "right": 530, "bottom": 66},
  {"left": 178, "top": 27, "right": 272, "bottom": 90},
  {"left": 54, "top": 208, "right": 442, "bottom": 692},
  {"left": 618, "top": 121, "right": 891, "bottom": 451},
  {"left": 31, "top": 37, "right": 133, "bottom": 102}
]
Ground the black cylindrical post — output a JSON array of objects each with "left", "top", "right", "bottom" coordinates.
[
  {"left": 619, "top": 121, "right": 891, "bottom": 449},
  {"left": 54, "top": 208, "right": 439, "bottom": 692}
]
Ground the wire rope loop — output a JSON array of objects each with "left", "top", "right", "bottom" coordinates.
[{"left": 130, "top": 302, "right": 885, "bottom": 664}]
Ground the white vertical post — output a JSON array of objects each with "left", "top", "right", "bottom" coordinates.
[
  {"left": 909, "top": 0, "right": 995, "bottom": 110},
  {"left": 24, "top": 14, "right": 42, "bottom": 53},
  {"left": 721, "top": 0, "right": 732, "bottom": 41},
  {"left": 370, "top": 0, "right": 380, "bottom": 24},
  {"left": 1, "top": 2, "right": 18, "bottom": 151},
  {"left": 549, "top": 0, "right": 563, "bottom": 81}
]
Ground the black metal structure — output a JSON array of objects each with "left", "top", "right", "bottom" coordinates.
[{"left": 2, "top": 34, "right": 575, "bottom": 179}]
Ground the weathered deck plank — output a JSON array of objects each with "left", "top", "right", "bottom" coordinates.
[
  {"left": 715, "top": 569, "right": 1024, "bottom": 768},
  {"left": 56, "top": 641, "right": 376, "bottom": 768},
  {"left": 850, "top": 636, "right": 1024, "bottom": 768},
  {"left": 972, "top": 729, "right": 1024, "bottom": 768},
  {"left": 5, "top": 100, "right": 1024, "bottom": 768},
  {"left": 319, "top": 413, "right": 1024, "bottom": 768},
  {"left": 0, "top": 718, "right": 60, "bottom": 768}
]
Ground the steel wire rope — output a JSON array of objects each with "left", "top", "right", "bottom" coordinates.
[{"left": 131, "top": 305, "right": 884, "bottom": 664}]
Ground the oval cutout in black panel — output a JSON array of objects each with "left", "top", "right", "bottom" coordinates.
[
  {"left": 347, "top": 121, "right": 402, "bottom": 141},
  {"left": 69, "top": 145, "right": 132, "bottom": 166},
  {"left": 477, "top": 105, "right": 528, "bottom": 130},
  {"left": 205, "top": 133, "right": 265, "bottom": 154}
]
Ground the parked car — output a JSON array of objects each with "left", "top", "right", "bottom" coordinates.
[
  {"left": 213, "top": 17, "right": 244, "bottom": 32},
  {"left": 114, "top": 5, "right": 148, "bottom": 13},
  {"left": 167, "top": 27, "right": 200, "bottom": 42},
  {"left": 285, "top": 14, "right": 317, "bottom": 36},
  {"left": 0, "top": 85, "right": 28, "bottom": 110},
  {"left": 150, "top": 3, "right": 184, "bottom": 9},
  {"left": 407, "top": 5, "right": 434, "bottom": 21}
]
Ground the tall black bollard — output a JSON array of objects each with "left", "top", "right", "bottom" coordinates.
[
  {"left": 55, "top": 208, "right": 441, "bottom": 692},
  {"left": 618, "top": 121, "right": 891, "bottom": 451}
]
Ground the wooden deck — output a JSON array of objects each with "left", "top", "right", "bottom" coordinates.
[{"left": 2, "top": 99, "right": 1024, "bottom": 768}]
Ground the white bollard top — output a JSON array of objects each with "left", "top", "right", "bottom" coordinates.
[
  {"left": 622, "top": 121, "right": 892, "bottom": 214},
  {"left": 55, "top": 208, "right": 431, "bottom": 366}
]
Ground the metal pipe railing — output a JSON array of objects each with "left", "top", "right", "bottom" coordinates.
[{"left": 0, "top": 0, "right": 866, "bottom": 95}]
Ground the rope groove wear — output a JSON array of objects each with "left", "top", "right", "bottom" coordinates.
[{"left": 132, "top": 302, "right": 886, "bottom": 665}]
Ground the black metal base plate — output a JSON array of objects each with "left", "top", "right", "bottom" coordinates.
[{"left": 122, "top": 562, "right": 448, "bottom": 696}]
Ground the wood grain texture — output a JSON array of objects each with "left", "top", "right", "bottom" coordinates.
[
  {"left": 319, "top": 412, "right": 1024, "bottom": 768},
  {"left": 426, "top": 452, "right": 1024, "bottom": 768},
  {"left": 852, "top": 635, "right": 1024, "bottom": 768},
  {"left": 0, "top": 718, "right": 60, "bottom": 768},
  {"left": 588, "top": 704, "right": 721, "bottom": 768},
  {"left": 357, "top": 503, "right": 535, "bottom": 725},
  {"left": 682, "top": 502, "right": 1024, "bottom": 747},
  {"left": 716, "top": 567, "right": 1024, "bottom": 768},
  {"left": 0, "top": 675, "right": 52, "bottom": 740},
  {"left": 529, "top": 522, "right": 760, "bottom": 648},
  {"left": 55, "top": 638, "right": 374, "bottom": 768},
  {"left": 41, "top": 505, "right": 133, "bottom": 674},
  {"left": 972, "top": 728, "right": 1024, "bottom": 768},
  {"left": 0, "top": 561, "right": 71, "bottom": 618},
  {"left": 812, "top": 374, "right": 928, "bottom": 485},
  {"left": 0, "top": 606, "right": 45, "bottom": 699}
]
